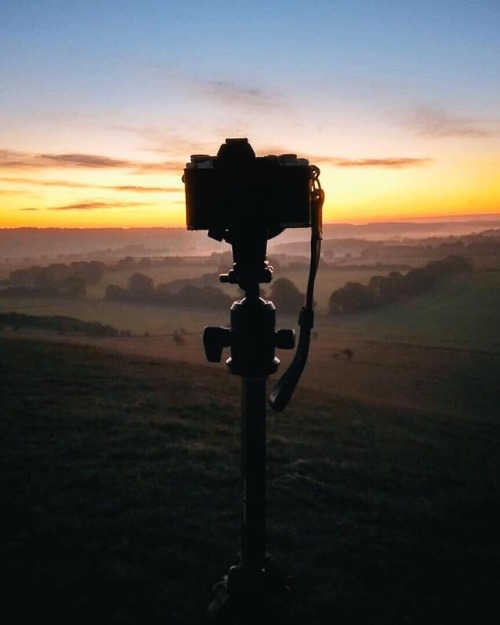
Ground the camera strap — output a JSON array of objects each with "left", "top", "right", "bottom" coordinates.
[{"left": 268, "top": 166, "right": 324, "bottom": 411}]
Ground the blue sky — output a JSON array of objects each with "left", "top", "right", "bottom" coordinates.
[{"left": 1, "top": 0, "right": 499, "bottom": 226}]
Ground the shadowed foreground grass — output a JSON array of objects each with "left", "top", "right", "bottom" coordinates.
[{"left": 1, "top": 336, "right": 499, "bottom": 624}]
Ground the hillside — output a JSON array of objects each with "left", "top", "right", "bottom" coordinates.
[{"left": 1, "top": 337, "right": 499, "bottom": 624}]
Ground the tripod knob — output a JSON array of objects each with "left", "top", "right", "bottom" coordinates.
[
  {"left": 275, "top": 329, "right": 295, "bottom": 350},
  {"left": 204, "top": 326, "right": 231, "bottom": 362}
]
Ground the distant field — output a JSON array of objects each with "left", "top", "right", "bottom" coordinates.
[
  {"left": 2, "top": 269, "right": 499, "bottom": 421},
  {"left": 0, "top": 264, "right": 391, "bottom": 333},
  {"left": 2, "top": 267, "right": 499, "bottom": 345}
]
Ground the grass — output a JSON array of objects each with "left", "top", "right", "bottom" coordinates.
[{"left": 1, "top": 336, "right": 499, "bottom": 624}]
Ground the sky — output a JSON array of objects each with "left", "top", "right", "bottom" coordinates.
[{"left": 1, "top": 0, "right": 499, "bottom": 228}]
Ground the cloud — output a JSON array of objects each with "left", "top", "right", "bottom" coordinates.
[
  {"left": 406, "top": 105, "right": 495, "bottom": 138},
  {"left": 132, "top": 161, "right": 185, "bottom": 174},
  {"left": 111, "top": 185, "right": 180, "bottom": 193},
  {"left": 257, "top": 147, "right": 431, "bottom": 169},
  {"left": 39, "top": 153, "right": 131, "bottom": 168},
  {"left": 1, "top": 176, "right": 90, "bottom": 188},
  {"left": 0, "top": 150, "right": 32, "bottom": 169},
  {"left": 198, "top": 79, "right": 283, "bottom": 111},
  {"left": 0, "top": 149, "right": 129, "bottom": 169},
  {"left": 48, "top": 201, "right": 147, "bottom": 211},
  {"left": 0, "top": 149, "right": 183, "bottom": 174},
  {"left": 1, "top": 176, "right": 181, "bottom": 193},
  {"left": 112, "top": 125, "right": 202, "bottom": 158},
  {"left": 322, "top": 156, "right": 432, "bottom": 168}
]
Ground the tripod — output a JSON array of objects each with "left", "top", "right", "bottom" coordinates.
[
  {"left": 185, "top": 137, "right": 324, "bottom": 623},
  {"left": 203, "top": 225, "right": 295, "bottom": 624}
]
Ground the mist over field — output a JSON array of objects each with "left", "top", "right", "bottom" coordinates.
[{"left": 2, "top": 217, "right": 500, "bottom": 259}]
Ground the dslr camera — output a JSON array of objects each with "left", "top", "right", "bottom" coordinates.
[{"left": 184, "top": 138, "right": 313, "bottom": 239}]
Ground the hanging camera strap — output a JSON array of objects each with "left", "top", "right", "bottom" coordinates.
[{"left": 268, "top": 166, "right": 324, "bottom": 411}]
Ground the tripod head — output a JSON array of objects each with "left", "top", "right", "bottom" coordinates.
[{"left": 184, "top": 138, "right": 324, "bottom": 410}]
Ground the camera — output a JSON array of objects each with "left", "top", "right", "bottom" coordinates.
[{"left": 184, "top": 138, "right": 313, "bottom": 237}]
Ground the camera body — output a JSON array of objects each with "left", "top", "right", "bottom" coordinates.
[{"left": 184, "top": 138, "right": 312, "bottom": 235}]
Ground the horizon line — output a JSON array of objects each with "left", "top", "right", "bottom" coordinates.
[{"left": 1, "top": 212, "right": 500, "bottom": 230}]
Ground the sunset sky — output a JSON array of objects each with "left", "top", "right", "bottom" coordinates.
[{"left": 1, "top": 0, "right": 499, "bottom": 228}]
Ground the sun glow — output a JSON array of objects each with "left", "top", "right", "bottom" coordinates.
[{"left": 1, "top": 141, "right": 499, "bottom": 229}]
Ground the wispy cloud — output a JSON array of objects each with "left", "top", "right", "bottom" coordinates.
[
  {"left": 322, "top": 156, "right": 432, "bottom": 168},
  {"left": 406, "top": 105, "right": 495, "bottom": 138},
  {"left": 0, "top": 149, "right": 129, "bottom": 169},
  {"left": 1, "top": 176, "right": 90, "bottom": 188},
  {"left": 0, "top": 149, "right": 183, "bottom": 174},
  {"left": 133, "top": 161, "right": 185, "bottom": 174},
  {"left": 48, "top": 201, "right": 148, "bottom": 211},
  {"left": 40, "top": 153, "right": 131, "bottom": 168},
  {"left": 112, "top": 125, "right": 204, "bottom": 159},
  {"left": 112, "top": 184, "right": 179, "bottom": 193},
  {"left": 1, "top": 176, "right": 181, "bottom": 193},
  {"left": 198, "top": 79, "right": 283, "bottom": 111},
  {"left": 257, "top": 146, "right": 431, "bottom": 169}
]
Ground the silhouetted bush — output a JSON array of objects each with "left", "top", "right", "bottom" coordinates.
[
  {"left": 268, "top": 277, "right": 305, "bottom": 313},
  {"left": 105, "top": 274, "right": 232, "bottom": 309}
]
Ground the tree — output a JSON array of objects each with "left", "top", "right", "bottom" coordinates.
[
  {"left": 328, "top": 255, "right": 474, "bottom": 316},
  {"left": 329, "top": 282, "right": 375, "bottom": 315},
  {"left": 128, "top": 272, "right": 154, "bottom": 297},
  {"left": 115, "top": 256, "right": 137, "bottom": 271},
  {"left": 403, "top": 267, "right": 435, "bottom": 296},
  {"left": 269, "top": 277, "right": 304, "bottom": 313},
  {"left": 37, "top": 263, "right": 71, "bottom": 287},
  {"left": 368, "top": 273, "right": 403, "bottom": 304},
  {"left": 70, "top": 260, "right": 106, "bottom": 284}
]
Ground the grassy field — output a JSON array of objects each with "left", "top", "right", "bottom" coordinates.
[{"left": 1, "top": 337, "right": 499, "bottom": 624}]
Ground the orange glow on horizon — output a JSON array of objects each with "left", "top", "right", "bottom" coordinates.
[{"left": 1, "top": 155, "right": 499, "bottom": 228}]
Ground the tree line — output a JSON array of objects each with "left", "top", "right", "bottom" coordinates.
[
  {"left": 105, "top": 272, "right": 233, "bottom": 309},
  {"left": 1, "top": 257, "right": 199, "bottom": 299},
  {"left": 3, "top": 261, "right": 106, "bottom": 298},
  {"left": 329, "top": 255, "right": 473, "bottom": 315}
]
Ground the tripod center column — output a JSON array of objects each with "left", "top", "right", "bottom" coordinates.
[{"left": 241, "top": 377, "right": 267, "bottom": 571}]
